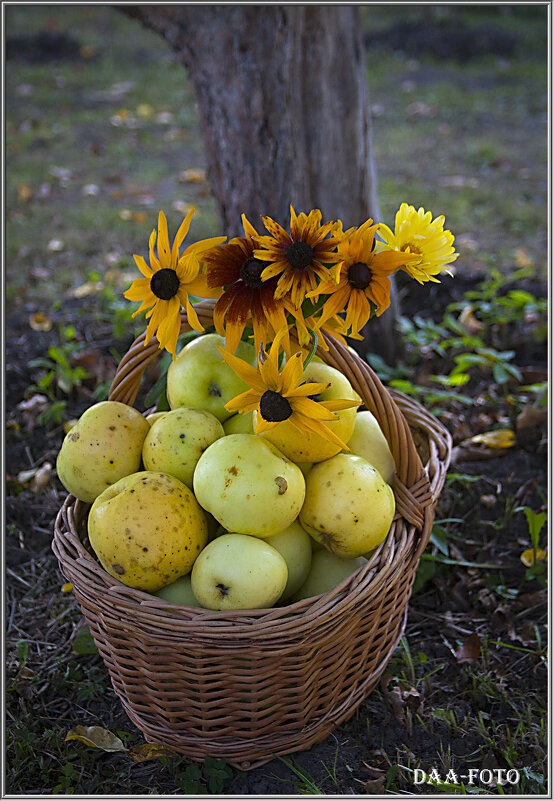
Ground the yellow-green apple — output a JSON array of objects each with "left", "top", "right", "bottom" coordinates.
[
  {"left": 290, "top": 550, "right": 367, "bottom": 601},
  {"left": 154, "top": 573, "right": 201, "bottom": 607},
  {"left": 88, "top": 471, "right": 207, "bottom": 591},
  {"left": 222, "top": 411, "right": 254, "bottom": 435},
  {"left": 264, "top": 520, "right": 313, "bottom": 601},
  {"left": 299, "top": 453, "right": 395, "bottom": 557},
  {"left": 193, "top": 434, "right": 305, "bottom": 537},
  {"left": 145, "top": 411, "right": 168, "bottom": 427},
  {"left": 191, "top": 533, "right": 288, "bottom": 610},
  {"left": 56, "top": 400, "right": 150, "bottom": 503},
  {"left": 166, "top": 333, "right": 257, "bottom": 422},
  {"left": 346, "top": 410, "right": 396, "bottom": 484},
  {"left": 256, "top": 361, "right": 360, "bottom": 462},
  {"left": 142, "top": 407, "right": 224, "bottom": 489}
]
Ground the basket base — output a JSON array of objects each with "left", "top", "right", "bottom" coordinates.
[{"left": 112, "top": 611, "right": 408, "bottom": 771}]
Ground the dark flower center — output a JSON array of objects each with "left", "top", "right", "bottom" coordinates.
[
  {"left": 286, "top": 240, "right": 314, "bottom": 269},
  {"left": 259, "top": 389, "right": 292, "bottom": 422},
  {"left": 239, "top": 257, "right": 267, "bottom": 288},
  {"left": 150, "top": 268, "right": 180, "bottom": 300},
  {"left": 348, "top": 261, "right": 373, "bottom": 289}
]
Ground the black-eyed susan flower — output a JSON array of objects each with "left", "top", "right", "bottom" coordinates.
[
  {"left": 124, "top": 209, "right": 226, "bottom": 356},
  {"left": 253, "top": 204, "right": 343, "bottom": 309},
  {"left": 377, "top": 203, "right": 459, "bottom": 284},
  {"left": 218, "top": 329, "right": 358, "bottom": 449},
  {"left": 202, "top": 214, "right": 290, "bottom": 356},
  {"left": 310, "top": 218, "right": 419, "bottom": 338}
]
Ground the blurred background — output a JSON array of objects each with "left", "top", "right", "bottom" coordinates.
[{"left": 6, "top": 4, "right": 548, "bottom": 307}]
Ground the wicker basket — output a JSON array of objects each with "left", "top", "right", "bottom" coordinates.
[{"left": 52, "top": 300, "right": 452, "bottom": 770}]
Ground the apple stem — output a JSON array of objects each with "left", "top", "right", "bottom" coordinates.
[{"left": 302, "top": 328, "right": 318, "bottom": 371}]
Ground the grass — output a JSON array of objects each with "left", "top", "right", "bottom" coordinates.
[{"left": 5, "top": 4, "right": 548, "bottom": 796}]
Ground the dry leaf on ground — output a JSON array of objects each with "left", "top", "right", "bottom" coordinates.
[
  {"left": 65, "top": 725, "right": 127, "bottom": 752},
  {"left": 454, "top": 632, "right": 481, "bottom": 663}
]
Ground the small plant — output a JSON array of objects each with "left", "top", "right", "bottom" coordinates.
[{"left": 518, "top": 506, "right": 547, "bottom": 586}]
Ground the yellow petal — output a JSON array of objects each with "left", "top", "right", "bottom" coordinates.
[
  {"left": 156, "top": 210, "right": 171, "bottom": 267},
  {"left": 217, "top": 347, "right": 266, "bottom": 392},
  {"left": 133, "top": 254, "right": 153, "bottom": 278},
  {"left": 280, "top": 351, "right": 304, "bottom": 396},
  {"left": 287, "top": 380, "right": 330, "bottom": 398},
  {"left": 171, "top": 207, "right": 195, "bottom": 261},
  {"left": 184, "top": 296, "right": 205, "bottom": 334},
  {"left": 224, "top": 389, "right": 262, "bottom": 413},
  {"left": 288, "top": 411, "right": 349, "bottom": 450},
  {"left": 320, "top": 398, "right": 360, "bottom": 412},
  {"left": 290, "top": 396, "right": 337, "bottom": 421},
  {"left": 253, "top": 415, "right": 280, "bottom": 434}
]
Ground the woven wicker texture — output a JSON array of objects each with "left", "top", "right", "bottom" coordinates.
[{"left": 53, "top": 300, "right": 452, "bottom": 769}]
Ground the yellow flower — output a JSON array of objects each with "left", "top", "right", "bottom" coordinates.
[
  {"left": 377, "top": 203, "right": 459, "bottom": 284},
  {"left": 124, "top": 209, "right": 226, "bottom": 356},
  {"left": 310, "top": 218, "right": 417, "bottom": 338},
  {"left": 218, "top": 330, "right": 358, "bottom": 449},
  {"left": 253, "top": 204, "right": 342, "bottom": 309}
]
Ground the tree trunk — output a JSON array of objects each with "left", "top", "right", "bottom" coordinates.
[{"left": 120, "top": 5, "right": 400, "bottom": 361}]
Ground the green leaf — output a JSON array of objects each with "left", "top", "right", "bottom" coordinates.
[
  {"left": 72, "top": 625, "right": 99, "bottom": 655},
  {"left": 523, "top": 508, "right": 547, "bottom": 551},
  {"left": 16, "top": 639, "right": 29, "bottom": 666},
  {"left": 413, "top": 559, "right": 437, "bottom": 594},
  {"left": 429, "top": 524, "right": 450, "bottom": 556}
]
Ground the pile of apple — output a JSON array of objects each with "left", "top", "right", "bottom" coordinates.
[{"left": 56, "top": 333, "right": 397, "bottom": 611}]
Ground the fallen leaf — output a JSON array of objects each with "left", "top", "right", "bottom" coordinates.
[
  {"left": 516, "top": 404, "right": 548, "bottom": 431},
  {"left": 179, "top": 168, "right": 206, "bottom": 183},
  {"left": 128, "top": 743, "right": 176, "bottom": 761},
  {"left": 81, "top": 183, "right": 99, "bottom": 196},
  {"left": 172, "top": 200, "right": 195, "bottom": 215},
  {"left": 17, "top": 183, "right": 33, "bottom": 203},
  {"left": 454, "top": 632, "right": 481, "bottom": 664},
  {"left": 465, "top": 430, "right": 515, "bottom": 449},
  {"left": 47, "top": 239, "right": 64, "bottom": 252},
  {"left": 406, "top": 101, "right": 436, "bottom": 117},
  {"left": 68, "top": 281, "right": 105, "bottom": 298},
  {"left": 155, "top": 110, "right": 173, "bottom": 124},
  {"left": 515, "top": 247, "right": 534, "bottom": 268},
  {"left": 29, "top": 312, "right": 52, "bottom": 332},
  {"left": 358, "top": 775, "right": 386, "bottom": 794},
  {"left": 136, "top": 103, "right": 154, "bottom": 118},
  {"left": 61, "top": 582, "right": 73, "bottom": 593},
  {"left": 16, "top": 394, "right": 50, "bottom": 429},
  {"left": 458, "top": 305, "right": 484, "bottom": 335},
  {"left": 65, "top": 725, "right": 126, "bottom": 752},
  {"left": 30, "top": 462, "right": 52, "bottom": 493},
  {"left": 17, "top": 462, "right": 52, "bottom": 492},
  {"left": 520, "top": 548, "right": 547, "bottom": 567},
  {"left": 380, "top": 674, "right": 423, "bottom": 724}
]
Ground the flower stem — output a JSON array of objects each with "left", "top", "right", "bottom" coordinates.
[{"left": 303, "top": 328, "right": 318, "bottom": 370}]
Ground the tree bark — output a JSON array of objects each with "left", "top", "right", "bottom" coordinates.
[{"left": 120, "top": 5, "right": 400, "bottom": 361}]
